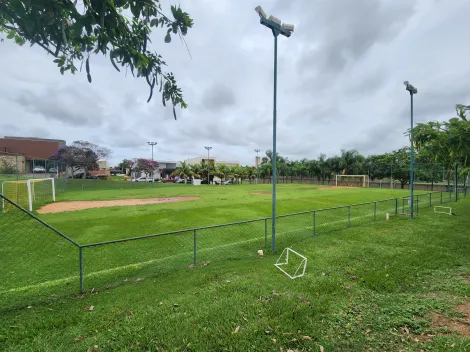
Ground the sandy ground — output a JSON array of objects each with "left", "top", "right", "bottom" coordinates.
[{"left": 37, "top": 197, "right": 200, "bottom": 214}]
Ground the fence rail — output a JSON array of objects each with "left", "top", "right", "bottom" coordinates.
[{"left": 0, "top": 188, "right": 468, "bottom": 306}]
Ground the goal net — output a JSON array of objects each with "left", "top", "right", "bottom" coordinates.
[
  {"left": 274, "top": 248, "right": 307, "bottom": 279},
  {"left": 1, "top": 178, "right": 55, "bottom": 212},
  {"left": 335, "top": 175, "right": 368, "bottom": 187}
]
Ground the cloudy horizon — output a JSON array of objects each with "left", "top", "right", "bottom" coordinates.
[{"left": 1, "top": 0, "right": 470, "bottom": 167}]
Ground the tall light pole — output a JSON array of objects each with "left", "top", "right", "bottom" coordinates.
[
  {"left": 204, "top": 146, "right": 212, "bottom": 185},
  {"left": 255, "top": 6, "right": 294, "bottom": 254},
  {"left": 148, "top": 142, "right": 157, "bottom": 187},
  {"left": 404, "top": 81, "right": 417, "bottom": 219},
  {"left": 254, "top": 149, "right": 260, "bottom": 184}
]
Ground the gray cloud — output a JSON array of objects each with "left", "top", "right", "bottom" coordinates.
[
  {"left": 1, "top": 0, "right": 470, "bottom": 167},
  {"left": 296, "top": 0, "right": 415, "bottom": 76},
  {"left": 202, "top": 83, "right": 236, "bottom": 112},
  {"left": 14, "top": 85, "right": 107, "bottom": 127}
]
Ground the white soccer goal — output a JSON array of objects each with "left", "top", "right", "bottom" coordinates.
[
  {"left": 1, "top": 178, "right": 55, "bottom": 212},
  {"left": 434, "top": 206, "right": 452, "bottom": 216},
  {"left": 274, "top": 248, "right": 307, "bottom": 279},
  {"left": 335, "top": 175, "right": 368, "bottom": 187}
]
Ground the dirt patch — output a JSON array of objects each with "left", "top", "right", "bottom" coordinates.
[
  {"left": 317, "top": 186, "right": 358, "bottom": 191},
  {"left": 459, "top": 275, "right": 470, "bottom": 282},
  {"left": 251, "top": 192, "right": 272, "bottom": 195},
  {"left": 429, "top": 301, "right": 470, "bottom": 336},
  {"left": 37, "top": 197, "right": 200, "bottom": 214}
]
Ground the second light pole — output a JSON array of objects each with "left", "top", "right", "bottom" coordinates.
[
  {"left": 403, "top": 81, "right": 417, "bottom": 219},
  {"left": 254, "top": 149, "right": 260, "bottom": 184},
  {"left": 255, "top": 6, "right": 294, "bottom": 253},
  {"left": 205, "top": 146, "right": 212, "bottom": 185},
  {"left": 148, "top": 141, "right": 157, "bottom": 188}
]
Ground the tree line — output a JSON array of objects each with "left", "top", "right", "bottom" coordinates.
[{"left": 171, "top": 105, "right": 469, "bottom": 188}]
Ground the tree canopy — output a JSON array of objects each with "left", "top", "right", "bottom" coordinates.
[
  {"left": 411, "top": 105, "right": 470, "bottom": 168},
  {"left": 49, "top": 140, "right": 111, "bottom": 176},
  {"left": 0, "top": 0, "right": 193, "bottom": 117}
]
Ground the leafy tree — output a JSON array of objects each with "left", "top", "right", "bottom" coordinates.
[
  {"left": 50, "top": 145, "right": 99, "bottom": 177},
  {"left": 412, "top": 105, "right": 470, "bottom": 167},
  {"left": 118, "top": 159, "right": 132, "bottom": 174},
  {"left": 71, "top": 140, "right": 112, "bottom": 161},
  {"left": 380, "top": 147, "right": 412, "bottom": 189},
  {"left": 0, "top": 0, "right": 193, "bottom": 115},
  {"left": 132, "top": 158, "right": 159, "bottom": 177},
  {"left": 339, "top": 149, "right": 364, "bottom": 175},
  {"left": 327, "top": 156, "right": 342, "bottom": 179}
]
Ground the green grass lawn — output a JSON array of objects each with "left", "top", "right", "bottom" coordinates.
[
  {"left": 0, "top": 183, "right": 453, "bottom": 303},
  {"left": 1, "top": 195, "right": 469, "bottom": 351},
  {"left": 43, "top": 181, "right": 424, "bottom": 243}
]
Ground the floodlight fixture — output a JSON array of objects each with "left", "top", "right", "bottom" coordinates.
[
  {"left": 268, "top": 15, "right": 281, "bottom": 26},
  {"left": 254, "top": 6, "right": 266, "bottom": 18},
  {"left": 404, "top": 80, "right": 418, "bottom": 95},
  {"left": 282, "top": 23, "right": 294, "bottom": 32}
]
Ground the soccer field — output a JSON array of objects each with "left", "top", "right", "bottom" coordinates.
[
  {"left": 41, "top": 180, "right": 419, "bottom": 243},
  {"left": 2, "top": 180, "right": 440, "bottom": 303},
  {"left": 1, "top": 187, "right": 469, "bottom": 351}
]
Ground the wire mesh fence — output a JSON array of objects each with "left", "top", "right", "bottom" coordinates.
[
  {"left": 0, "top": 189, "right": 468, "bottom": 308},
  {"left": 0, "top": 195, "right": 79, "bottom": 310}
]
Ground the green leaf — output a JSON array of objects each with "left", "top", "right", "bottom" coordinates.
[
  {"left": 7, "top": 30, "right": 16, "bottom": 39},
  {"left": 150, "top": 18, "right": 157, "bottom": 27}
]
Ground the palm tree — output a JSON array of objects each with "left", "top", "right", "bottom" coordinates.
[
  {"left": 216, "top": 164, "right": 229, "bottom": 183},
  {"left": 175, "top": 161, "right": 191, "bottom": 184},
  {"left": 339, "top": 149, "right": 364, "bottom": 175},
  {"left": 190, "top": 163, "right": 202, "bottom": 179}
]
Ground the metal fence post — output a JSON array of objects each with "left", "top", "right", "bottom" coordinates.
[
  {"left": 79, "top": 246, "right": 84, "bottom": 294},
  {"left": 313, "top": 211, "right": 316, "bottom": 236},
  {"left": 395, "top": 198, "right": 398, "bottom": 215},
  {"left": 264, "top": 218, "right": 268, "bottom": 248},
  {"left": 348, "top": 206, "right": 351, "bottom": 228},
  {"left": 440, "top": 191, "right": 442, "bottom": 204},
  {"left": 15, "top": 154, "right": 19, "bottom": 182},
  {"left": 193, "top": 229, "right": 197, "bottom": 265}
]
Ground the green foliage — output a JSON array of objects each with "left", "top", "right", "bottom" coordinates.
[
  {"left": 0, "top": 0, "right": 193, "bottom": 113},
  {"left": 411, "top": 105, "right": 470, "bottom": 168}
]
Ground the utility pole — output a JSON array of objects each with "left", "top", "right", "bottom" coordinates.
[
  {"left": 204, "top": 146, "right": 212, "bottom": 185},
  {"left": 148, "top": 142, "right": 157, "bottom": 188},
  {"left": 255, "top": 149, "right": 260, "bottom": 184}
]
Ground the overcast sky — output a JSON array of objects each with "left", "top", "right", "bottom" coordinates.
[{"left": 1, "top": 0, "right": 470, "bottom": 166}]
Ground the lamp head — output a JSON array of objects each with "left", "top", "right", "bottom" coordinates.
[
  {"left": 404, "top": 81, "right": 417, "bottom": 94},
  {"left": 268, "top": 15, "right": 281, "bottom": 26},
  {"left": 282, "top": 23, "right": 294, "bottom": 32},
  {"left": 254, "top": 6, "right": 266, "bottom": 18}
]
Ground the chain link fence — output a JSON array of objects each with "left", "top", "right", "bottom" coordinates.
[{"left": 1, "top": 188, "right": 468, "bottom": 309}]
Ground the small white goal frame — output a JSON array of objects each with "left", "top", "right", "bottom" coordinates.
[
  {"left": 434, "top": 206, "right": 452, "bottom": 216},
  {"left": 335, "top": 175, "right": 368, "bottom": 187},
  {"left": 274, "top": 248, "right": 307, "bottom": 279},
  {"left": 2, "top": 178, "right": 55, "bottom": 211}
]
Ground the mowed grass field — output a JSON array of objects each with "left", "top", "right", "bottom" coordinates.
[
  {"left": 1, "top": 180, "right": 440, "bottom": 299},
  {"left": 1, "top": 189, "right": 469, "bottom": 351},
  {"left": 40, "top": 178, "right": 425, "bottom": 244}
]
